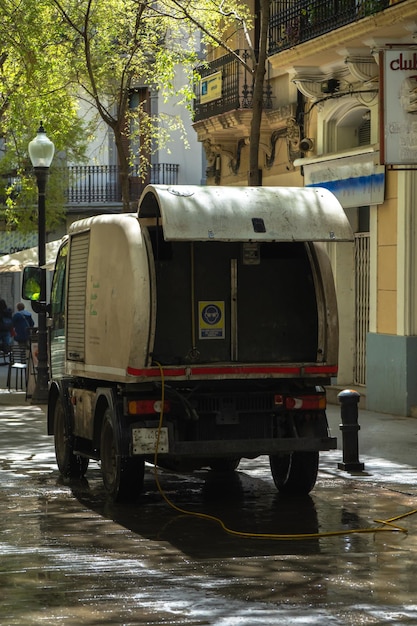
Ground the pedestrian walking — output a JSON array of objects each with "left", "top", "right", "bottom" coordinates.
[{"left": 12, "top": 302, "right": 34, "bottom": 345}]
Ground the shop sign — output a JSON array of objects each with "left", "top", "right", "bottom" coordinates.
[{"left": 380, "top": 47, "right": 417, "bottom": 165}]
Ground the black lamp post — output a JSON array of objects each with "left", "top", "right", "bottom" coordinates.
[{"left": 28, "top": 122, "right": 55, "bottom": 403}]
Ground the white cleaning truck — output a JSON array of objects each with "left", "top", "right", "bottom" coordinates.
[{"left": 24, "top": 185, "right": 353, "bottom": 501}]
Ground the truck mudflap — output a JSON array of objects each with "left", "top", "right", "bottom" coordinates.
[{"left": 131, "top": 429, "right": 337, "bottom": 456}]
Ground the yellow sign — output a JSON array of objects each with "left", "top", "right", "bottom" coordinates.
[
  {"left": 199, "top": 301, "right": 225, "bottom": 339},
  {"left": 200, "top": 72, "right": 222, "bottom": 104}
]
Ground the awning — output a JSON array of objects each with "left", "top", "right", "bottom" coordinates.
[
  {"left": 138, "top": 185, "right": 353, "bottom": 242},
  {"left": 0, "top": 239, "right": 63, "bottom": 273},
  {"left": 294, "top": 148, "right": 385, "bottom": 209}
]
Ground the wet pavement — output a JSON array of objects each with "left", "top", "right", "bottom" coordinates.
[{"left": 1, "top": 377, "right": 417, "bottom": 624}]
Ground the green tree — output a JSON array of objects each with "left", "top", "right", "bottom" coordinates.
[
  {"left": 49, "top": 0, "right": 246, "bottom": 210},
  {"left": 0, "top": 0, "right": 258, "bottom": 227},
  {"left": 0, "top": 0, "right": 88, "bottom": 230}
]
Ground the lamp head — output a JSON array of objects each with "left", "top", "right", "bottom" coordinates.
[{"left": 28, "top": 121, "right": 55, "bottom": 168}]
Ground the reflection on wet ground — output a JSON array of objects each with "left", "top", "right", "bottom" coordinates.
[{"left": 1, "top": 403, "right": 417, "bottom": 624}]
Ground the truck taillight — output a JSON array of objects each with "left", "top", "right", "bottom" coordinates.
[
  {"left": 128, "top": 400, "right": 171, "bottom": 415},
  {"left": 284, "top": 395, "right": 326, "bottom": 410}
]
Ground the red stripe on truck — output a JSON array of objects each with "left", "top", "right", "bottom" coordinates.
[{"left": 126, "top": 364, "right": 338, "bottom": 377}]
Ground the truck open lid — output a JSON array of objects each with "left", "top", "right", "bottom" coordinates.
[{"left": 138, "top": 185, "right": 353, "bottom": 242}]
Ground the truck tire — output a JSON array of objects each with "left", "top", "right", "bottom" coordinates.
[
  {"left": 100, "top": 408, "right": 145, "bottom": 501},
  {"left": 269, "top": 451, "right": 319, "bottom": 495},
  {"left": 209, "top": 458, "right": 241, "bottom": 472},
  {"left": 54, "top": 399, "right": 89, "bottom": 478}
]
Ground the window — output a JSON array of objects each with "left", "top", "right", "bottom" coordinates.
[
  {"left": 326, "top": 106, "right": 371, "bottom": 152},
  {"left": 50, "top": 241, "right": 68, "bottom": 331}
]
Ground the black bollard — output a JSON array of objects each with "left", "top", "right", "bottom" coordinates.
[{"left": 337, "top": 389, "right": 365, "bottom": 472}]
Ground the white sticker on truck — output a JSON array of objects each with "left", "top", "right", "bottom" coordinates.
[{"left": 132, "top": 427, "right": 169, "bottom": 454}]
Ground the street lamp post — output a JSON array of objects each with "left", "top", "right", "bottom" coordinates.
[{"left": 28, "top": 122, "right": 55, "bottom": 403}]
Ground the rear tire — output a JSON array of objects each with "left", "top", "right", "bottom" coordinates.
[
  {"left": 100, "top": 408, "right": 145, "bottom": 501},
  {"left": 269, "top": 451, "right": 319, "bottom": 495},
  {"left": 54, "top": 399, "right": 89, "bottom": 478}
]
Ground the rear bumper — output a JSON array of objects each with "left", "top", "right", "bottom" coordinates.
[{"left": 132, "top": 435, "right": 337, "bottom": 457}]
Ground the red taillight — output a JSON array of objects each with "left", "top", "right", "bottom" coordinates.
[
  {"left": 284, "top": 395, "right": 326, "bottom": 410},
  {"left": 128, "top": 399, "right": 170, "bottom": 415}
]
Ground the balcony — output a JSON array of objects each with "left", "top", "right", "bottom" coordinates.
[
  {"left": 64, "top": 163, "right": 179, "bottom": 205},
  {"left": 0, "top": 164, "right": 180, "bottom": 212},
  {"left": 194, "top": 50, "right": 272, "bottom": 122},
  {"left": 193, "top": 1, "right": 393, "bottom": 123},
  {"left": 269, "top": 0, "right": 390, "bottom": 54}
]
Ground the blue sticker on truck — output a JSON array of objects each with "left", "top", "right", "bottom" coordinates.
[{"left": 199, "top": 301, "right": 225, "bottom": 339}]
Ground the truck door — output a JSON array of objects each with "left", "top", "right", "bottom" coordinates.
[
  {"left": 191, "top": 241, "right": 318, "bottom": 364},
  {"left": 149, "top": 235, "right": 236, "bottom": 364},
  {"left": 236, "top": 242, "right": 318, "bottom": 363}
]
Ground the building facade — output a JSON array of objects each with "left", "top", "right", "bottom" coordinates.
[
  {"left": 62, "top": 83, "right": 204, "bottom": 233},
  {"left": 193, "top": 0, "right": 417, "bottom": 415}
]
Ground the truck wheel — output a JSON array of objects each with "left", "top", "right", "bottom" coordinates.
[
  {"left": 269, "top": 451, "right": 319, "bottom": 495},
  {"left": 100, "top": 408, "right": 145, "bottom": 501},
  {"left": 54, "top": 399, "right": 89, "bottom": 478},
  {"left": 209, "top": 458, "right": 241, "bottom": 472}
]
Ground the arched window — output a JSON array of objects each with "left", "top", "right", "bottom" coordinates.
[{"left": 325, "top": 104, "right": 371, "bottom": 152}]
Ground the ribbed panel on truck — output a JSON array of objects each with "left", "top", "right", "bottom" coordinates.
[{"left": 67, "top": 232, "right": 89, "bottom": 362}]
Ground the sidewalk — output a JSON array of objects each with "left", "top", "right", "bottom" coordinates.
[
  {"left": 0, "top": 359, "right": 29, "bottom": 405},
  {"left": 0, "top": 353, "right": 44, "bottom": 409},
  {"left": 327, "top": 396, "right": 417, "bottom": 469}
]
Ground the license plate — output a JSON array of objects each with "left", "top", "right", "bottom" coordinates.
[{"left": 132, "top": 427, "right": 169, "bottom": 454}]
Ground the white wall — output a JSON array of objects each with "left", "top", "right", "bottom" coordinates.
[{"left": 155, "top": 66, "right": 204, "bottom": 185}]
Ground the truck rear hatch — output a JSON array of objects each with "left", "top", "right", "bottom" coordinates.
[{"left": 138, "top": 185, "right": 353, "bottom": 373}]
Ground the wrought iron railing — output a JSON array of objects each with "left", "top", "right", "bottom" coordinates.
[
  {"left": 65, "top": 163, "right": 179, "bottom": 204},
  {"left": 65, "top": 165, "right": 120, "bottom": 203},
  {"left": 269, "top": 0, "right": 390, "bottom": 54},
  {"left": 194, "top": 50, "right": 272, "bottom": 122}
]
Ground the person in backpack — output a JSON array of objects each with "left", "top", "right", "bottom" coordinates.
[
  {"left": 0, "top": 298, "right": 13, "bottom": 353},
  {"left": 12, "top": 302, "right": 34, "bottom": 345}
]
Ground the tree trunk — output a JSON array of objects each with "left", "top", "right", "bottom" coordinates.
[
  {"left": 113, "top": 125, "right": 132, "bottom": 213},
  {"left": 248, "top": 0, "right": 270, "bottom": 186}
]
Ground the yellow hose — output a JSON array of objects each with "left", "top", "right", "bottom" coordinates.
[{"left": 153, "top": 363, "right": 413, "bottom": 540}]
